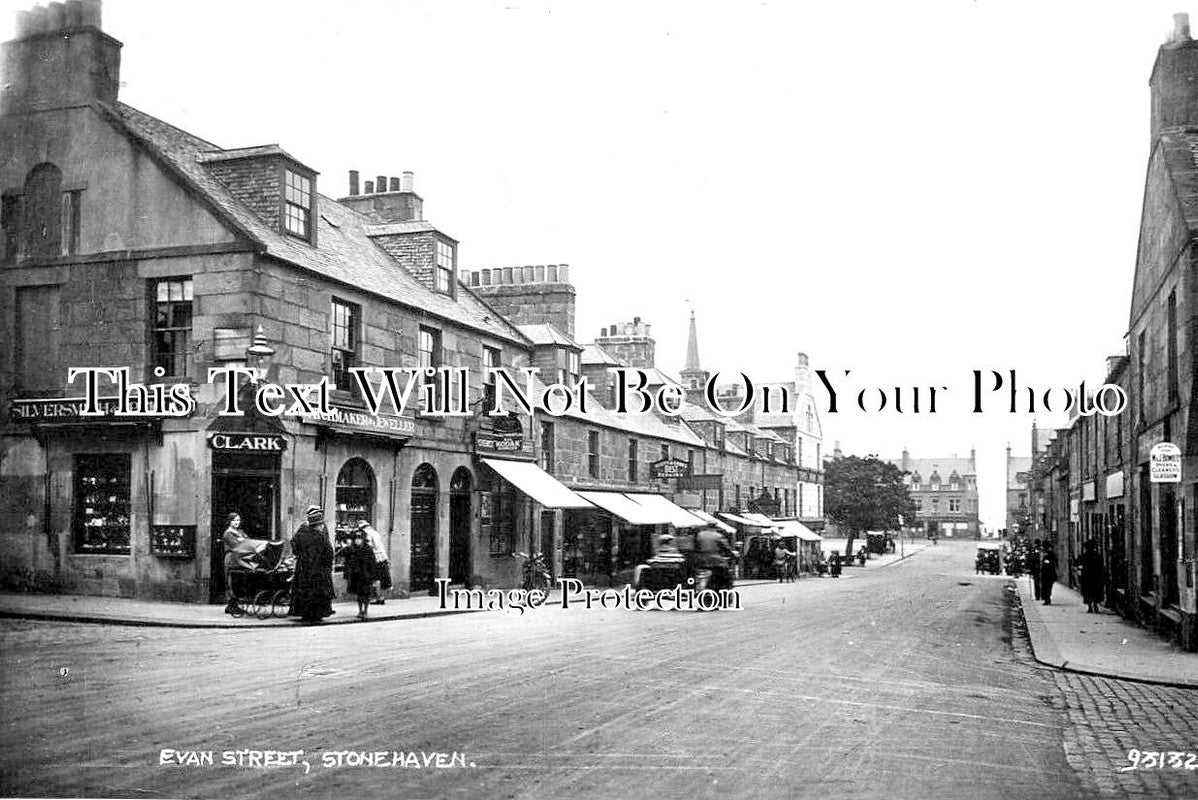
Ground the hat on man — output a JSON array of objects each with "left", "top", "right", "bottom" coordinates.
[
  {"left": 356, "top": 519, "right": 370, "bottom": 529},
  {"left": 305, "top": 505, "right": 323, "bottom": 521}
]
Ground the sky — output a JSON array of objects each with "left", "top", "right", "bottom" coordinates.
[{"left": 0, "top": 0, "right": 1182, "bottom": 528}]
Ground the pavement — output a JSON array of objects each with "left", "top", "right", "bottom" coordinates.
[
  {"left": 0, "top": 546, "right": 924, "bottom": 629},
  {"left": 1014, "top": 574, "right": 1197, "bottom": 688},
  {"left": 1, "top": 539, "right": 1194, "bottom": 800}
]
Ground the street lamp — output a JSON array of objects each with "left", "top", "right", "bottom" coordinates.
[{"left": 246, "top": 325, "right": 275, "bottom": 381}]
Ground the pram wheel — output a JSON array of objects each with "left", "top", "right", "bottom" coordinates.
[
  {"left": 271, "top": 590, "right": 291, "bottom": 618},
  {"left": 254, "top": 591, "right": 274, "bottom": 620}
]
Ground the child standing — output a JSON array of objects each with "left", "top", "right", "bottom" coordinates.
[{"left": 342, "top": 528, "right": 378, "bottom": 620}]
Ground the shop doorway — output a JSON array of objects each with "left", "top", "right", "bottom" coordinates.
[
  {"left": 411, "top": 464, "right": 438, "bottom": 594},
  {"left": 1161, "top": 487, "right": 1179, "bottom": 606},
  {"left": 449, "top": 467, "right": 472, "bottom": 585},
  {"left": 540, "top": 510, "right": 556, "bottom": 581},
  {"left": 209, "top": 454, "right": 279, "bottom": 603}
]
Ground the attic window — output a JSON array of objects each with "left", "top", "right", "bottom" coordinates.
[{"left": 284, "top": 169, "right": 312, "bottom": 239}]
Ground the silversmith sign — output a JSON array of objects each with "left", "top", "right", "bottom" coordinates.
[{"left": 8, "top": 396, "right": 177, "bottom": 422}]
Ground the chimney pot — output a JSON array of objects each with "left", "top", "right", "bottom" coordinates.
[
  {"left": 559, "top": 264, "right": 569, "bottom": 282},
  {"left": 1174, "top": 12, "right": 1192, "bottom": 42},
  {"left": 80, "top": 0, "right": 101, "bottom": 28},
  {"left": 14, "top": 9, "right": 34, "bottom": 37},
  {"left": 401, "top": 171, "right": 414, "bottom": 192},
  {"left": 47, "top": 2, "right": 67, "bottom": 30},
  {"left": 64, "top": 0, "right": 83, "bottom": 27},
  {"left": 348, "top": 170, "right": 360, "bottom": 196},
  {"left": 389, "top": 177, "right": 400, "bottom": 192},
  {"left": 376, "top": 176, "right": 387, "bottom": 194},
  {"left": 364, "top": 180, "right": 375, "bottom": 194},
  {"left": 534, "top": 265, "right": 545, "bottom": 282},
  {"left": 30, "top": 5, "right": 48, "bottom": 33},
  {"left": 502, "top": 267, "right": 513, "bottom": 284}
]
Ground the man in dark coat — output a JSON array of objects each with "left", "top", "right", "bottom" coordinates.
[
  {"left": 291, "top": 505, "right": 336, "bottom": 624},
  {"left": 1028, "top": 539, "right": 1043, "bottom": 600},
  {"left": 1040, "top": 547, "right": 1059, "bottom": 605}
]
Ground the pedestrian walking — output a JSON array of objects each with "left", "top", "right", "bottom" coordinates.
[
  {"left": 357, "top": 520, "right": 392, "bottom": 604},
  {"left": 222, "top": 512, "right": 246, "bottom": 615},
  {"left": 830, "top": 550, "right": 842, "bottom": 578},
  {"left": 1028, "top": 539, "right": 1042, "bottom": 601},
  {"left": 1040, "top": 548, "right": 1059, "bottom": 606},
  {"left": 341, "top": 527, "right": 377, "bottom": 620},
  {"left": 291, "top": 505, "right": 336, "bottom": 624},
  {"left": 1079, "top": 539, "right": 1105, "bottom": 614},
  {"left": 773, "top": 538, "right": 795, "bottom": 583}
]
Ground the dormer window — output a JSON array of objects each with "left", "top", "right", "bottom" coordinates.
[
  {"left": 284, "top": 169, "right": 312, "bottom": 239},
  {"left": 713, "top": 424, "right": 725, "bottom": 451},
  {"left": 435, "top": 240, "right": 455, "bottom": 295},
  {"left": 566, "top": 350, "right": 580, "bottom": 385}
]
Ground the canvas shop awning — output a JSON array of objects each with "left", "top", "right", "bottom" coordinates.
[
  {"left": 719, "top": 512, "right": 770, "bottom": 528},
  {"left": 773, "top": 519, "right": 823, "bottom": 542},
  {"left": 575, "top": 491, "right": 665, "bottom": 526},
  {"left": 689, "top": 509, "right": 736, "bottom": 534},
  {"left": 625, "top": 493, "right": 707, "bottom": 528},
  {"left": 480, "top": 458, "right": 593, "bottom": 509}
]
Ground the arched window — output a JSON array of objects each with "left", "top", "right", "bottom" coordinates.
[
  {"left": 412, "top": 463, "right": 438, "bottom": 490},
  {"left": 334, "top": 458, "right": 375, "bottom": 546},
  {"left": 22, "top": 163, "right": 63, "bottom": 259},
  {"left": 450, "top": 466, "right": 472, "bottom": 494}
]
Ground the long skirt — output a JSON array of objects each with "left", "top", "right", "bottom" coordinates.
[{"left": 375, "top": 560, "right": 393, "bottom": 591}]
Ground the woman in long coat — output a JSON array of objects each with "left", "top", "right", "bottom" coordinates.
[
  {"left": 1079, "top": 539, "right": 1106, "bottom": 614},
  {"left": 291, "top": 505, "right": 336, "bottom": 624}
]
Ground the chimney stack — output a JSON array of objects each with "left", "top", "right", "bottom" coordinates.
[
  {"left": 1172, "top": 12, "right": 1192, "bottom": 43},
  {"left": 338, "top": 168, "right": 423, "bottom": 222},
  {"left": 1150, "top": 12, "right": 1198, "bottom": 144},
  {"left": 348, "top": 170, "right": 360, "bottom": 196},
  {"left": 1, "top": 0, "right": 121, "bottom": 115}
]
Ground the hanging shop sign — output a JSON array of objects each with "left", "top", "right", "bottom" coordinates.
[
  {"left": 209, "top": 433, "right": 288, "bottom": 452},
  {"left": 474, "top": 430, "right": 524, "bottom": 452},
  {"left": 650, "top": 458, "right": 689, "bottom": 480},
  {"left": 1082, "top": 481, "right": 1096, "bottom": 502},
  {"left": 1105, "top": 471, "right": 1125, "bottom": 499},
  {"left": 1150, "top": 442, "right": 1182, "bottom": 484}
]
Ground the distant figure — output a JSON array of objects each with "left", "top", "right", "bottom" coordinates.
[
  {"left": 1028, "top": 539, "right": 1043, "bottom": 600},
  {"left": 341, "top": 527, "right": 378, "bottom": 620},
  {"left": 291, "top": 505, "right": 336, "bottom": 624},
  {"left": 1040, "top": 548, "right": 1059, "bottom": 606},
  {"left": 830, "top": 550, "right": 842, "bottom": 578},
  {"left": 1079, "top": 539, "right": 1105, "bottom": 614}
]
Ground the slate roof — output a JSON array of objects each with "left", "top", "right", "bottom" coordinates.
[
  {"left": 1007, "top": 456, "right": 1033, "bottom": 489},
  {"left": 518, "top": 323, "right": 579, "bottom": 348},
  {"left": 888, "top": 456, "right": 975, "bottom": 479},
  {"left": 97, "top": 101, "right": 529, "bottom": 345},
  {"left": 580, "top": 342, "right": 623, "bottom": 366},
  {"left": 527, "top": 376, "right": 705, "bottom": 448}
]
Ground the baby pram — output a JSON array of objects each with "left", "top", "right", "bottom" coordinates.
[{"left": 227, "top": 539, "right": 296, "bottom": 619}]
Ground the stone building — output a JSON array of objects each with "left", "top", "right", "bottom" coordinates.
[
  {"left": 1005, "top": 446, "right": 1032, "bottom": 535},
  {"left": 0, "top": 2, "right": 546, "bottom": 600},
  {"left": 1026, "top": 14, "right": 1198, "bottom": 650},
  {"left": 0, "top": 0, "right": 813, "bottom": 603},
  {"left": 887, "top": 449, "right": 980, "bottom": 538}
]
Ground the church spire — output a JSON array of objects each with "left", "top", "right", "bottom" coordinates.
[
  {"left": 680, "top": 309, "right": 708, "bottom": 394},
  {"left": 684, "top": 309, "right": 701, "bottom": 372}
]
